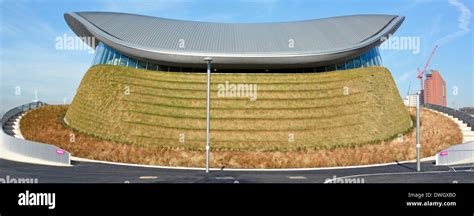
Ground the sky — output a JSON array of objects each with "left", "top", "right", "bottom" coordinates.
[{"left": 0, "top": 0, "right": 473, "bottom": 114}]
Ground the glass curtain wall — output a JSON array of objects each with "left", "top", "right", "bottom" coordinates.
[{"left": 91, "top": 42, "right": 383, "bottom": 73}]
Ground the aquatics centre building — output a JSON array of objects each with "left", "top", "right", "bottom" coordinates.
[{"left": 64, "top": 12, "right": 412, "bottom": 152}]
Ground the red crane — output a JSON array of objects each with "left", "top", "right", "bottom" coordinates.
[{"left": 417, "top": 45, "right": 439, "bottom": 93}]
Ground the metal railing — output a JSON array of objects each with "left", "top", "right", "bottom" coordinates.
[
  {"left": 425, "top": 103, "right": 474, "bottom": 130},
  {"left": 0, "top": 101, "right": 71, "bottom": 166},
  {"left": 1, "top": 101, "right": 46, "bottom": 125}
]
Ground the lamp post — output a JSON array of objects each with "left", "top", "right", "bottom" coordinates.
[
  {"left": 204, "top": 57, "right": 213, "bottom": 173},
  {"left": 416, "top": 91, "right": 421, "bottom": 172}
]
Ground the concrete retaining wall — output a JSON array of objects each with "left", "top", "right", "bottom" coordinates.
[{"left": 436, "top": 141, "right": 474, "bottom": 166}]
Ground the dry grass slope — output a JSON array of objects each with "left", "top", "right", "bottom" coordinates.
[
  {"left": 21, "top": 106, "right": 461, "bottom": 168},
  {"left": 64, "top": 65, "right": 412, "bottom": 151}
]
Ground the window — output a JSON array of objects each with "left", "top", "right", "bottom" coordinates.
[
  {"left": 147, "top": 63, "right": 158, "bottom": 71},
  {"left": 90, "top": 43, "right": 382, "bottom": 74},
  {"left": 315, "top": 66, "right": 325, "bottom": 72},
  {"left": 91, "top": 45, "right": 100, "bottom": 65},
  {"left": 137, "top": 60, "right": 147, "bottom": 69},
  {"left": 336, "top": 62, "right": 345, "bottom": 70},
  {"left": 353, "top": 56, "right": 361, "bottom": 68},
  {"left": 369, "top": 49, "right": 376, "bottom": 66},
  {"left": 119, "top": 55, "right": 128, "bottom": 67},
  {"left": 128, "top": 58, "right": 137, "bottom": 68},
  {"left": 111, "top": 52, "right": 120, "bottom": 65},
  {"left": 169, "top": 66, "right": 180, "bottom": 72},
  {"left": 105, "top": 49, "right": 114, "bottom": 64},
  {"left": 193, "top": 68, "right": 205, "bottom": 72},
  {"left": 100, "top": 48, "right": 109, "bottom": 64},
  {"left": 365, "top": 52, "right": 372, "bottom": 66},
  {"left": 361, "top": 52, "right": 368, "bottom": 67},
  {"left": 326, "top": 64, "right": 336, "bottom": 71},
  {"left": 372, "top": 48, "right": 378, "bottom": 65},
  {"left": 345, "top": 59, "right": 354, "bottom": 70},
  {"left": 181, "top": 67, "right": 193, "bottom": 72},
  {"left": 160, "top": 65, "right": 169, "bottom": 72}
]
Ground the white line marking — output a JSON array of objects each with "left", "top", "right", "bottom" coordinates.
[
  {"left": 288, "top": 176, "right": 307, "bottom": 180},
  {"left": 139, "top": 176, "right": 158, "bottom": 179},
  {"left": 216, "top": 176, "right": 234, "bottom": 180}
]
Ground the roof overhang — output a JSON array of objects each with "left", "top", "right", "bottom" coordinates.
[{"left": 65, "top": 12, "right": 404, "bottom": 69}]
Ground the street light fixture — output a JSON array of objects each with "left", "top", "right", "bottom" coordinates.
[{"left": 204, "top": 57, "right": 212, "bottom": 173}]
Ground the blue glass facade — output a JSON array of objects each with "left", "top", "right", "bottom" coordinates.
[{"left": 92, "top": 42, "right": 383, "bottom": 73}]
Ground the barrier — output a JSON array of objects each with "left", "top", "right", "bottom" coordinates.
[
  {"left": 0, "top": 102, "right": 70, "bottom": 166},
  {"left": 436, "top": 142, "right": 474, "bottom": 170}
]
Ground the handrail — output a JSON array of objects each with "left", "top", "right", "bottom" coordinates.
[
  {"left": 425, "top": 103, "right": 474, "bottom": 130},
  {"left": 1, "top": 101, "right": 46, "bottom": 125}
]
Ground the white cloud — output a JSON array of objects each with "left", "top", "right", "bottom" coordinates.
[
  {"left": 449, "top": 0, "right": 472, "bottom": 31},
  {"left": 0, "top": 23, "right": 21, "bottom": 36},
  {"left": 436, "top": 0, "right": 472, "bottom": 45}
]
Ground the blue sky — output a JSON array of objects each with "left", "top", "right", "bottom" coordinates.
[{"left": 0, "top": 0, "right": 473, "bottom": 113}]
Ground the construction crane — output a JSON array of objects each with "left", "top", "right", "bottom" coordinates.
[
  {"left": 417, "top": 45, "right": 439, "bottom": 93},
  {"left": 407, "top": 83, "right": 411, "bottom": 96}
]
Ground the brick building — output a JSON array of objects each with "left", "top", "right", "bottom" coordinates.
[{"left": 424, "top": 70, "right": 446, "bottom": 106}]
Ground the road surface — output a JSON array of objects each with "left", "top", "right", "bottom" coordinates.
[{"left": 0, "top": 158, "right": 472, "bottom": 183}]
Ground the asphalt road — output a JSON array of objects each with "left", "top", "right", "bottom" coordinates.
[{"left": 0, "top": 158, "right": 473, "bottom": 183}]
